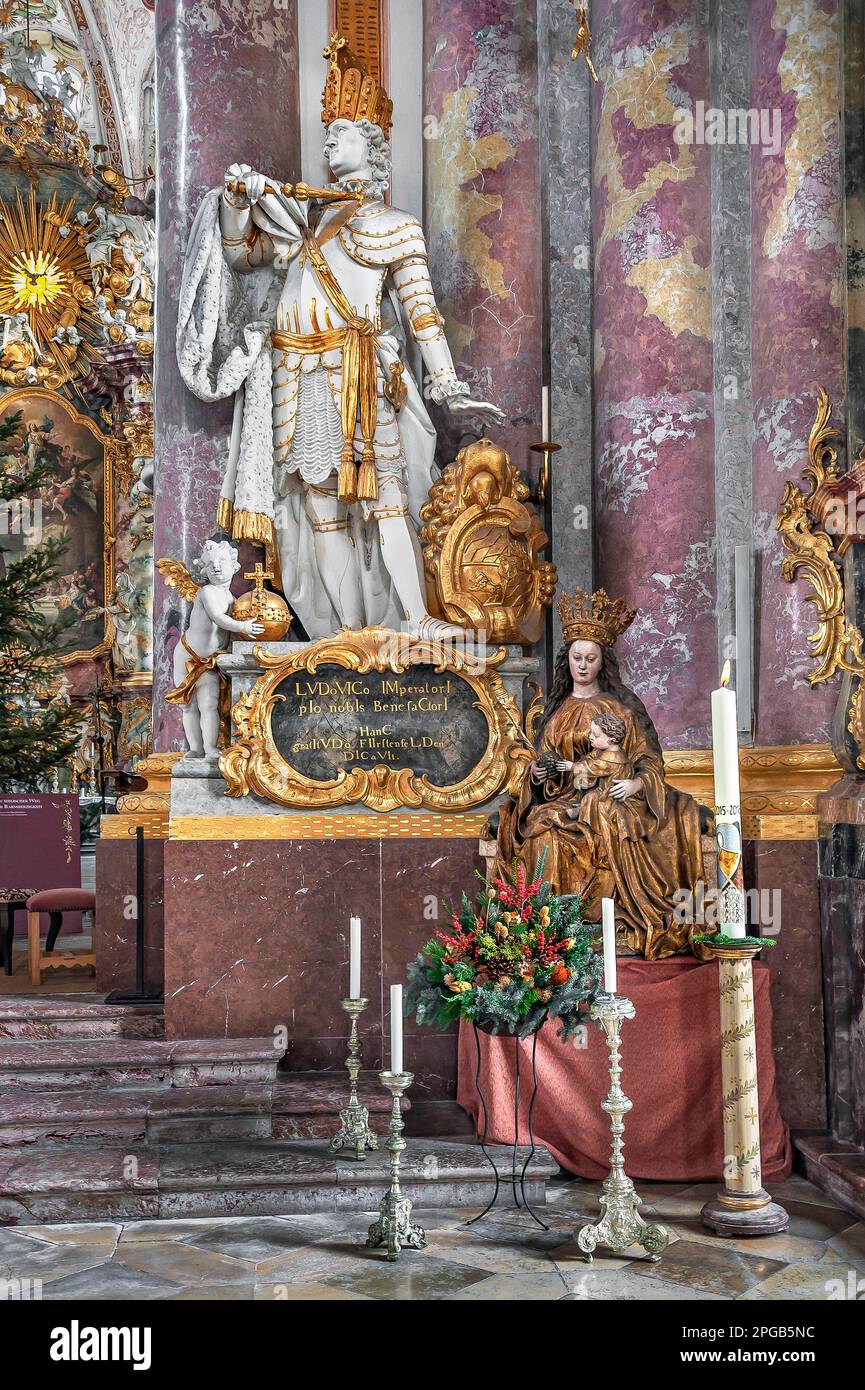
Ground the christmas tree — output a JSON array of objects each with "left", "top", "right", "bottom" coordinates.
[{"left": 0, "top": 408, "right": 83, "bottom": 790}]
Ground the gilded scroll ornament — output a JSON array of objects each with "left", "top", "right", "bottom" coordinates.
[
  {"left": 420, "top": 439, "right": 557, "bottom": 646},
  {"left": 219, "top": 626, "right": 530, "bottom": 812},
  {"left": 776, "top": 387, "right": 865, "bottom": 768}
]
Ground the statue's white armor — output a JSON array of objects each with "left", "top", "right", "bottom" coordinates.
[{"left": 218, "top": 190, "right": 468, "bottom": 632}]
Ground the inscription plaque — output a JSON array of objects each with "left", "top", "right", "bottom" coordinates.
[
  {"left": 270, "top": 664, "right": 489, "bottom": 784},
  {"left": 221, "top": 627, "right": 529, "bottom": 812}
]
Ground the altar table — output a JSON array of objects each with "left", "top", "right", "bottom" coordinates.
[{"left": 456, "top": 957, "right": 792, "bottom": 1183}]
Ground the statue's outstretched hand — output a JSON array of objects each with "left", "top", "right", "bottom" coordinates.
[{"left": 446, "top": 396, "right": 506, "bottom": 426}]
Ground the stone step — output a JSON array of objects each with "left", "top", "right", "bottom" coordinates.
[
  {"left": 0, "top": 1072, "right": 403, "bottom": 1147},
  {"left": 0, "top": 1037, "right": 282, "bottom": 1091},
  {"left": 0, "top": 997, "right": 164, "bottom": 1041},
  {"left": 0, "top": 1088, "right": 154, "bottom": 1147},
  {"left": 0, "top": 1137, "right": 557, "bottom": 1225},
  {"left": 272, "top": 1070, "right": 400, "bottom": 1140}
]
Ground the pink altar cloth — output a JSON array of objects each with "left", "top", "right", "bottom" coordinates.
[{"left": 456, "top": 957, "right": 792, "bottom": 1182}]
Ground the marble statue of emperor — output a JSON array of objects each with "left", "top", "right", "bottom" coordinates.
[{"left": 177, "top": 35, "right": 502, "bottom": 640}]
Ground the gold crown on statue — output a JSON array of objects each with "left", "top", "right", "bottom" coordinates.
[
  {"left": 321, "top": 33, "right": 393, "bottom": 138},
  {"left": 556, "top": 587, "right": 637, "bottom": 647}
]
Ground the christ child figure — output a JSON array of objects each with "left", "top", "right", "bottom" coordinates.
[
  {"left": 568, "top": 711, "right": 656, "bottom": 843},
  {"left": 566, "top": 712, "right": 632, "bottom": 815}
]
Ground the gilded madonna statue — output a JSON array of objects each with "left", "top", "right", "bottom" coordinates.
[{"left": 495, "top": 588, "right": 709, "bottom": 960}]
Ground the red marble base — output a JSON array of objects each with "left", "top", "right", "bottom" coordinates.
[{"left": 163, "top": 837, "right": 481, "bottom": 1102}]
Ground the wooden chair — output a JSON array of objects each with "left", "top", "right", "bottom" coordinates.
[
  {"left": 1, "top": 888, "right": 36, "bottom": 975},
  {"left": 26, "top": 889, "right": 96, "bottom": 987}
]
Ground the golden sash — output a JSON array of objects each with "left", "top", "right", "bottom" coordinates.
[{"left": 271, "top": 223, "right": 381, "bottom": 504}]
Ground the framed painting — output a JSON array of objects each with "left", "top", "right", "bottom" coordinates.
[{"left": 0, "top": 387, "right": 115, "bottom": 664}]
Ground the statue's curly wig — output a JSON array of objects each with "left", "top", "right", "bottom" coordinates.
[{"left": 345, "top": 119, "right": 391, "bottom": 198}]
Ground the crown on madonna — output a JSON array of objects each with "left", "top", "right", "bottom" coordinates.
[
  {"left": 556, "top": 587, "right": 637, "bottom": 647},
  {"left": 321, "top": 33, "right": 393, "bottom": 138}
]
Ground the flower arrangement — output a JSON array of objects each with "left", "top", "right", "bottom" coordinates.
[{"left": 404, "top": 856, "right": 603, "bottom": 1040}]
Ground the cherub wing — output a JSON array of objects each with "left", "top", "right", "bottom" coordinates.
[{"left": 155, "top": 556, "right": 200, "bottom": 601}]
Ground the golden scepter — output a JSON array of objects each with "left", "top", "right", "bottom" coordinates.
[{"left": 225, "top": 179, "right": 363, "bottom": 203}]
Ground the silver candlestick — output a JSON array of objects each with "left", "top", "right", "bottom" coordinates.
[
  {"left": 577, "top": 992, "right": 669, "bottom": 1263},
  {"left": 366, "top": 1071, "right": 427, "bottom": 1261},
  {"left": 329, "top": 998, "right": 378, "bottom": 1160}
]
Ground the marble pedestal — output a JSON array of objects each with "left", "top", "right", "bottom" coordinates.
[{"left": 163, "top": 835, "right": 479, "bottom": 1111}]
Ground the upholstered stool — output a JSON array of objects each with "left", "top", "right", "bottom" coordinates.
[
  {"left": 1, "top": 889, "right": 36, "bottom": 976},
  {"left": 26, "top": 889, "right": 96, "bottom": 986}
]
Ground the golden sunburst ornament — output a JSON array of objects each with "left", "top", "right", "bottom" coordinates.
[
  {"left": 0, "top": 188, "right": 101, "bottom": 388},
  {"left": 10, "top": 248, "right": 65, "bottom": 309}
]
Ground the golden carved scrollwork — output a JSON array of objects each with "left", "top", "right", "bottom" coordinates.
[
  {"left": 420, "top": 439, "right": 557, "bottom": 646},
  {"left": 776, "top": 387, "right": 865, "bottom": 767},
  {"left": 219, "top": 626, "right": 529, "bottom": 812}
]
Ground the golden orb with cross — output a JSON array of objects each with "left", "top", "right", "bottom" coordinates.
[{"left": 232, "top": 562, "right": 292, "bottom": 640}]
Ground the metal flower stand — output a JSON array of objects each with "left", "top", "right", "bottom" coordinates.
[{"left": 468, "top": 1018, "right": 549, "bottom": 1231}]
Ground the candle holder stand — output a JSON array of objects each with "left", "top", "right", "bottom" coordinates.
[
  {"left": 529, "top": 440, "right": 561, "bottom": 505},
  {"left": 700, "top": 941, "right": 789, "bottom": 1236},
  {"left": 366, "top": 1071, "right": 426, "bottom": 1261},
  {"left": 577, "top": 992, "right": 669, "bottom": 1262},
  {"left": 328, "top": 997, "right": 378, "bottom": 1161}
]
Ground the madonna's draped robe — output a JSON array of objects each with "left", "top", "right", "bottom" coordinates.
[{"left": 495, "top": 694, "right": 708, "bottom": 959}]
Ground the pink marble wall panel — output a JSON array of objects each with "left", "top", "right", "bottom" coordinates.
[
  {"left": 750, "top": 0, "right": 843, "bottom": 745},
  {"left": 591, "top": 0, "right": 717, "bottom": 747},
  {"left": 163, "top": 837, "right": 481, "bottom": 1100},
  {"left": 423, "top": 0, "right": 543, "bottom": 468},
  {"left": 152, "top": 0, "right": 300, "bottom": 748},
  {"left": 95, "top": 838, "right": 164, "bottom": 997}
]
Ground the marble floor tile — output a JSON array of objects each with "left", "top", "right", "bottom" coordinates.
[
  {"left": 419, "top": 1226, "right": 563, "bottom": 1274},
  {"left": 42, "top": 1260, "right": 186, "bottom": 1301},
  {"left": 665, "top": 1216, "right": 830, "bottom": 1265},
  {"left": 623, "top": 1238, "right": 785, "bottom": 1297},
  {"left": 826, "top": 1222, "right": 865, "bottom": 1271},
  {"left": 770, "top": 1176, "right": 845, "bottom": 1210},
  {"left": 317, "top": 1253, "right": 490, "bottom": 1300},
  {"left": 447, "top": 1271, "right": 567, "bottom": 1300},
  {"left": 166, "top": 1284, "right": 257, "bottom": 1300},
  {"left": 255, "top": 1280, "right": 375, "bottom": 1300},
  {"left": 779, "top": 1200, "right": 859, "bottom": 1243},
  {"left": 254, "top": 1241, "right": 372, "bottom": 1284},
  {"left": 16, "top": 1222, "right": 122, "bottom": 1245},
  {"left": 639, "top": 1184, "right": 725, "bottom": 1220},
  {"left": 178, "top": 1217, "right": 340, "bottom": 1262},
  {"left": 0, "top": 1237, "right": 116, "bottom": 1285},
  {"left": 739, "top": 1261, "right": 858, "bottom": 1301},
  {"left": 119, "top": 1217, "right": 240, "bottom": 1244},
  {"left": 560, "top": 1269, "right": 726, "bottom": 1301},
  {"left": 113, "top": 1239, "right": 254, "bottom": 1285}
]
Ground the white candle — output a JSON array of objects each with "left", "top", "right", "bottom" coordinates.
[
  {"left": 542, "top": 384, "right": 551, "bottom": 441},
  {"left": 601, "top": 898, "right": 617, "bottom": 994},
  {"left": 390, "top": 984, "right": 404, "bottom": 1074},
  {"left": 349, "top": 917, "right": 361, "bottom": 998},
  {"left": 711, "top": 661, "right": 746, "bottom": 938}
]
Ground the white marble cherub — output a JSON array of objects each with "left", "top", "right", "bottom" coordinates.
[{"left": 158, "top": 540, "right": 264, "bottom": 759}]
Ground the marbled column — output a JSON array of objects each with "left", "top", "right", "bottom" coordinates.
[
  {"left": 539, "top": 0, "right": 595, "bottom": 630},
  {"left": 709, "top": 0, "right": 754, "bottom": 687},
  {"left": 592, "top": 0, "right": 716, "bottom": 747},
  {"left": 152, "top": 0, "right": 300, "bottom": 748},
  {"left": 751, "top": 0, "right": 843, "bottom": 746},
  {"left": 423, "top": 0, "right": 543, "bottom": 470}
]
